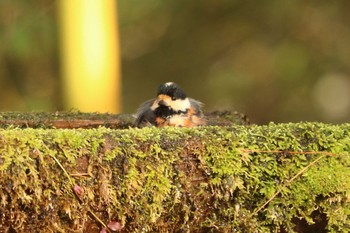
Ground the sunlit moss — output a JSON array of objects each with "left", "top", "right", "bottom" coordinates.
[{"left": 0, "top": 123, "right": 349, "bottom": 232}]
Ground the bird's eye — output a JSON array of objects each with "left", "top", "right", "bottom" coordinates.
[{"left": 171, "top": 96, "right": 177, "bottom": 101}]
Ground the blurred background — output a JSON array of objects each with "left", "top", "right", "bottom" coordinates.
[{"left": 1, "top": 0, "right": 350, "bottom": 124}]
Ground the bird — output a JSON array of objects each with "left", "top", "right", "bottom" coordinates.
[{"left": 135, "top": 82, "right": 206, "bottom": 127}]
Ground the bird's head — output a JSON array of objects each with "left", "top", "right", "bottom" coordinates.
[{"left": 151, "top": 82, "right": 191, "bottom": 113}]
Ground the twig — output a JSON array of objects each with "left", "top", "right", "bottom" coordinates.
[
  {"left": 70, "top": 173, "right": 90, "bottom": 177},
  {"left": 43, "top": 147, "right": 109, "bottom": 231},
  {"left": 252, "top": 154, "right": 327, "bottom": 215},
  {"left": 87, "top": 207, "right": 109, "bottom": 230},
  {"left": 239, "top": 149, "right": 337, "bottom": 157},
  {"left": 50, "top": 154, "right": 73, "bottom": 184}
]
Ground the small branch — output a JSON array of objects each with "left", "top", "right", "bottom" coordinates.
[
  {"left": 87, "top": 207, "right": 109, "bottom": 231},
  {"left": 50, "top": 154, "right": 73, "bottom": 185},
  {"left": 239, "top": 148, "right": 342, "bottom": 215},
  {"left": 252, "top": 154, "right": 327, "bottom": 215},
  {"left": 44, "top": 148, "right": 109, "bottom": 231},
  {"left": 239, "top": 149, "right": 337, "bottom": 157},
  {"left": 70, "top": 173, "right": 90, "bottom": 177}
]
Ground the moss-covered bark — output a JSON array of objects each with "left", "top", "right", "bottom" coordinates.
[
  {"left": 0, "top": 111, "right": 249, "bottom": 129},
  {"left": 0, "top": 120, "right": 349, "bottom": 232}
]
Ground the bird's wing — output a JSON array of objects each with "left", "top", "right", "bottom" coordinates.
[
  {"left": 189, "top": 98, "right": 204, "bottom": 116},
  {"left": 134, "top": 98, "right": 156, "bottom": 127}
]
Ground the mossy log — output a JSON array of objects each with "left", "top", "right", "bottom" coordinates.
[
  {"left": 0, "top": 111, "right": 249, "bottom": 129},
  {"left": 0, "top": 112, "right": 349, "bottom": 232}
]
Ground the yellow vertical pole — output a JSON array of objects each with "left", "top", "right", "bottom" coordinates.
[{"left": 59, "top": 0, "right": 121, "bottom": 113}]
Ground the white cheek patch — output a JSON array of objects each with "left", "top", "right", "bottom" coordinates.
[
  {"left": 150, "top": 96, "right": 191, "bottom": 112},
  {"left": 168, "top": 98, "right": 191, "bottom": 111}
]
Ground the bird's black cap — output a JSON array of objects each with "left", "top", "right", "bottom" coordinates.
[{"left": 157, "top": 82, "right": 187, "bottom": 99}]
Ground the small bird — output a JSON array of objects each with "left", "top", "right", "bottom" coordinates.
[{"left": 135, "top": 82, "right": 206, "bottom": 127}]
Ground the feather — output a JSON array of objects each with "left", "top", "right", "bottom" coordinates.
[
  {"left": 189, "top": 98, "right": 204, "bottom": 116},
  {"left": 134, "top": 99, "right": 156, "bottom": 127}
]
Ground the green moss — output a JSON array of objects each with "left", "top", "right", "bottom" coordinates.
[
  {"left": 0, "top": 111, "right": 135, "bottom": 129},
  {"left": 0, "top": 122, "right": 349, "bottom": 232}
]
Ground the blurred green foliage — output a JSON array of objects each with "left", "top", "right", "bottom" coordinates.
[
  {"left": 0, "top": 0, "right": 59, "bottom": 110},
  {"left": 1, "top": 0, "right": 350, "bottom": 123}
]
